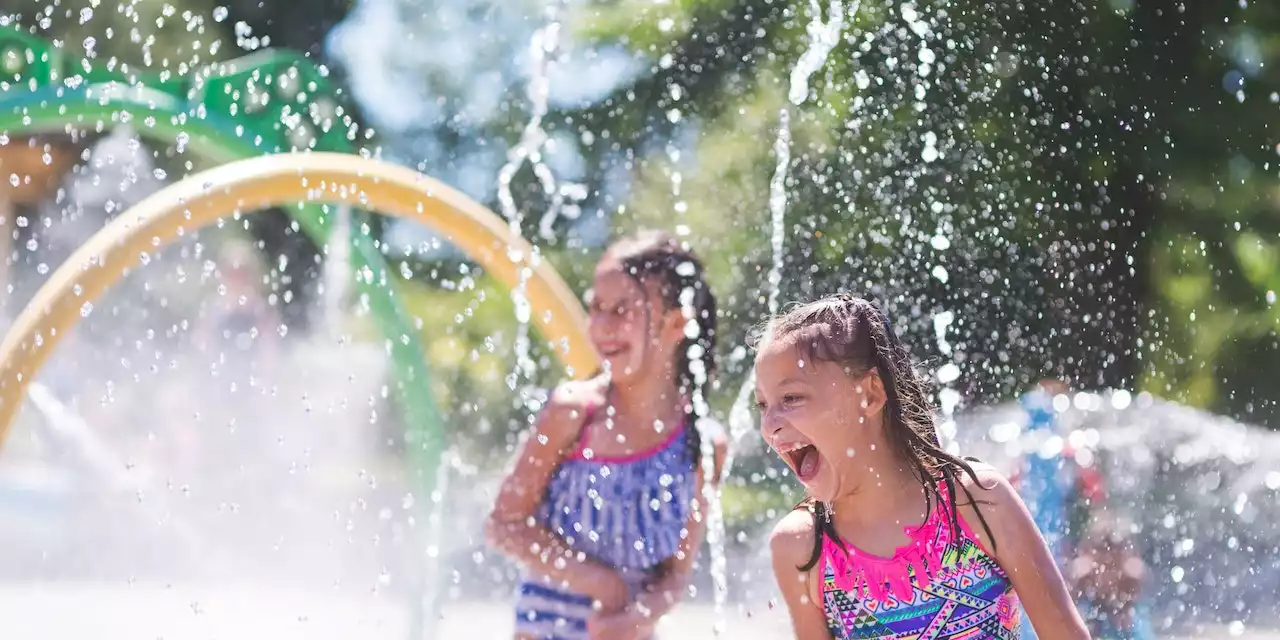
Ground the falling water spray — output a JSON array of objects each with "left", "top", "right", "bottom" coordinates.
[
  {"left": 726, "top": 0, "right": 850, "bottom": 470},
  {"left": 321, "top": 204, "right": 353, "bottom": 338},
  {"left": 495, "top": 0, "right": 587, "bottom": 398}
]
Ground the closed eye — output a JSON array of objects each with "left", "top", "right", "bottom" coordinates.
[{"left": 782, "top": 394, "right": 804, "bottom": 406}]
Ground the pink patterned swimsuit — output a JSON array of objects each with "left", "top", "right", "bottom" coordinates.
[{"left": 818, "top": 485, "right": 1022, "bottom": 640}]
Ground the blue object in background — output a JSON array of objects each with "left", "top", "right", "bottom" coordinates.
[
  {"left": 1015, "top": 388, "right": 1073, "bottom": 640},
  {"left": 1019, "top": 389, "right": 1072, "bottom": 560},
  {"left": 1015, "top": 387, "right": 1153, "bottom": 640}
]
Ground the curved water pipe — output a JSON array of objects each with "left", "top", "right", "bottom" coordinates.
[
  {"left": 0, "top": 150, "right": 598, "bottom": 458},
  {"left": 0, "top": 30, "right": 599, "bottom": 638}
]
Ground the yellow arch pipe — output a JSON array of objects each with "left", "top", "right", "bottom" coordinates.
[{"left": 0, "top": 152, "right": 599, "bottom": 442}]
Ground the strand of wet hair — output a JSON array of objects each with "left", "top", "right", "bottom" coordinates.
[
  {"left": 619, "top": 246, "right": 717, "bottom": 476},
  {"left": 862, "top": 302, "right": 999, "bottom": 554}
]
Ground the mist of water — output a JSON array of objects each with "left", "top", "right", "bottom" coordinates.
[
  {"left": 0, "top": 132, "right": 417, "bottom": 635},
  {"left": 6, "top": 3, "right": 1278, "bottom": 639},
  {"left": 24, "top": 383, "right": 242, "bottom": 580},
  {"left": 957, "top": 391, "right": 1280, "bottom": 632}
]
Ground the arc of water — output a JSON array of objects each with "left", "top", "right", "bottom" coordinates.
[
  {"left": 421, "top": 4, "right": 583, "bottom": 636},
  {"left": 496, "top": 2, "right": 584, "bottom": 243},
  {"left": 718, "top": 5, "right": 848, "bottom": 624}
]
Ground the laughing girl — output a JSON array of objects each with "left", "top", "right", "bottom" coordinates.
[{"left": 754, "top": 294, "right": 1089, "bottom": 640}]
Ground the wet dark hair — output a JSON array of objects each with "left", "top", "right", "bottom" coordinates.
[
  {"left": 605, "top": 230, "right": 718, "bottom": 471},
  {"left": 752, "top": 292, "right": 995, "bottom": 571}
]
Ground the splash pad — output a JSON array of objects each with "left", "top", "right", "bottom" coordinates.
[
  {"left": 0, "top": 30, "right": 603, "bottom": 637},
  {"left": 0, "top": 151, "right": 599, "bottom": 636}
]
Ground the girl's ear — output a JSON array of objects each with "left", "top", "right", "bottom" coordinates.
[
  {"left": 860, "top": 368, "right": 888, "bottom": 415},
  {"left": 659, "top": 303, "right": 689, "bottom": 345}
]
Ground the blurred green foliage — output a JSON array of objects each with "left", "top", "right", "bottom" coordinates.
[{"left": 563, "top": 0, "right": 1280, "bottom": 427}]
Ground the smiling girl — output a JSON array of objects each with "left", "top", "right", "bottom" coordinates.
[
  {"left": 753, "top": 293, "right": 1089, "bottom": 640},
  {"left": 485, "top": 230, "right": 726, "bottom": 640}
]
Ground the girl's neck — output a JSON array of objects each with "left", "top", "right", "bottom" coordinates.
[
  {"left": 828, "top": 444, "right": 926, "bottom": 528},
  {"left": 608, "top": 372, "right": 684, "bottom": 427}
]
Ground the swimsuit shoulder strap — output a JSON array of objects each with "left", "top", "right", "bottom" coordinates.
[
  {"left": 567, "top": 380, "right": 609, "bottom": 456},
  {"left": 572, "top": 400, "right": 600, "bottom": 452}
]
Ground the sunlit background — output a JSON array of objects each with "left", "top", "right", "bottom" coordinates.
[{"left": 0, "top": 0, "right": 1276, "bottom": 638}]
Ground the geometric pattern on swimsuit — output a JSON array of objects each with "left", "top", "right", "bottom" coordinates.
[{"left": 819, "top": 483, "right": 1022, "bottom": 640}]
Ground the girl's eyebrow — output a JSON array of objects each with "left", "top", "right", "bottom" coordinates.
[{"left": 777, "top": 377, "right": 810, "bottom": 387}]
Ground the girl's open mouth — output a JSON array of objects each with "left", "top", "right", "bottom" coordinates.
[
  {"left": 597, "top": 343, "right": 629, "bottom": 358},
  {"left": 780, "top": 442, "right": 822, "bottom": 482}
]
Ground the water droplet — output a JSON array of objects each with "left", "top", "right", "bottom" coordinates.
[
  {"left": 1111, "top": 390, "right": 1132, "bottom": 409},
  {"left": 937, "top": 363, "right": 961, "bottom": 384}
]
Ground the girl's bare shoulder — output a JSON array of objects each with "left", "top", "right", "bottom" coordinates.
[
  {"left": 769, "top": 506, "right": 818, "bottom": 569},
  {"left": 955, "top": 459, "right": 1020, "bottom": 507}
]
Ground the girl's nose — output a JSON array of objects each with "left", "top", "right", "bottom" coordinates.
[{"left": 760, "top": 409, "right": 783, "bottom": 438}]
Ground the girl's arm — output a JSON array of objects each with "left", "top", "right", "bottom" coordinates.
[
  {"left": 769, "top": 509, "right": 834, "bottom": 640},
  {"left": 483, "top": 381, "right": 629, "bottom": 611},
  {"left": 961, "top": 466, "right": 1091, "bottom": 640}
]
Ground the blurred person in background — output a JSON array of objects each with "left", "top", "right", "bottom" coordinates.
[{"left": 1068, "top": 515, "right": 1149, "bottom": 640}]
